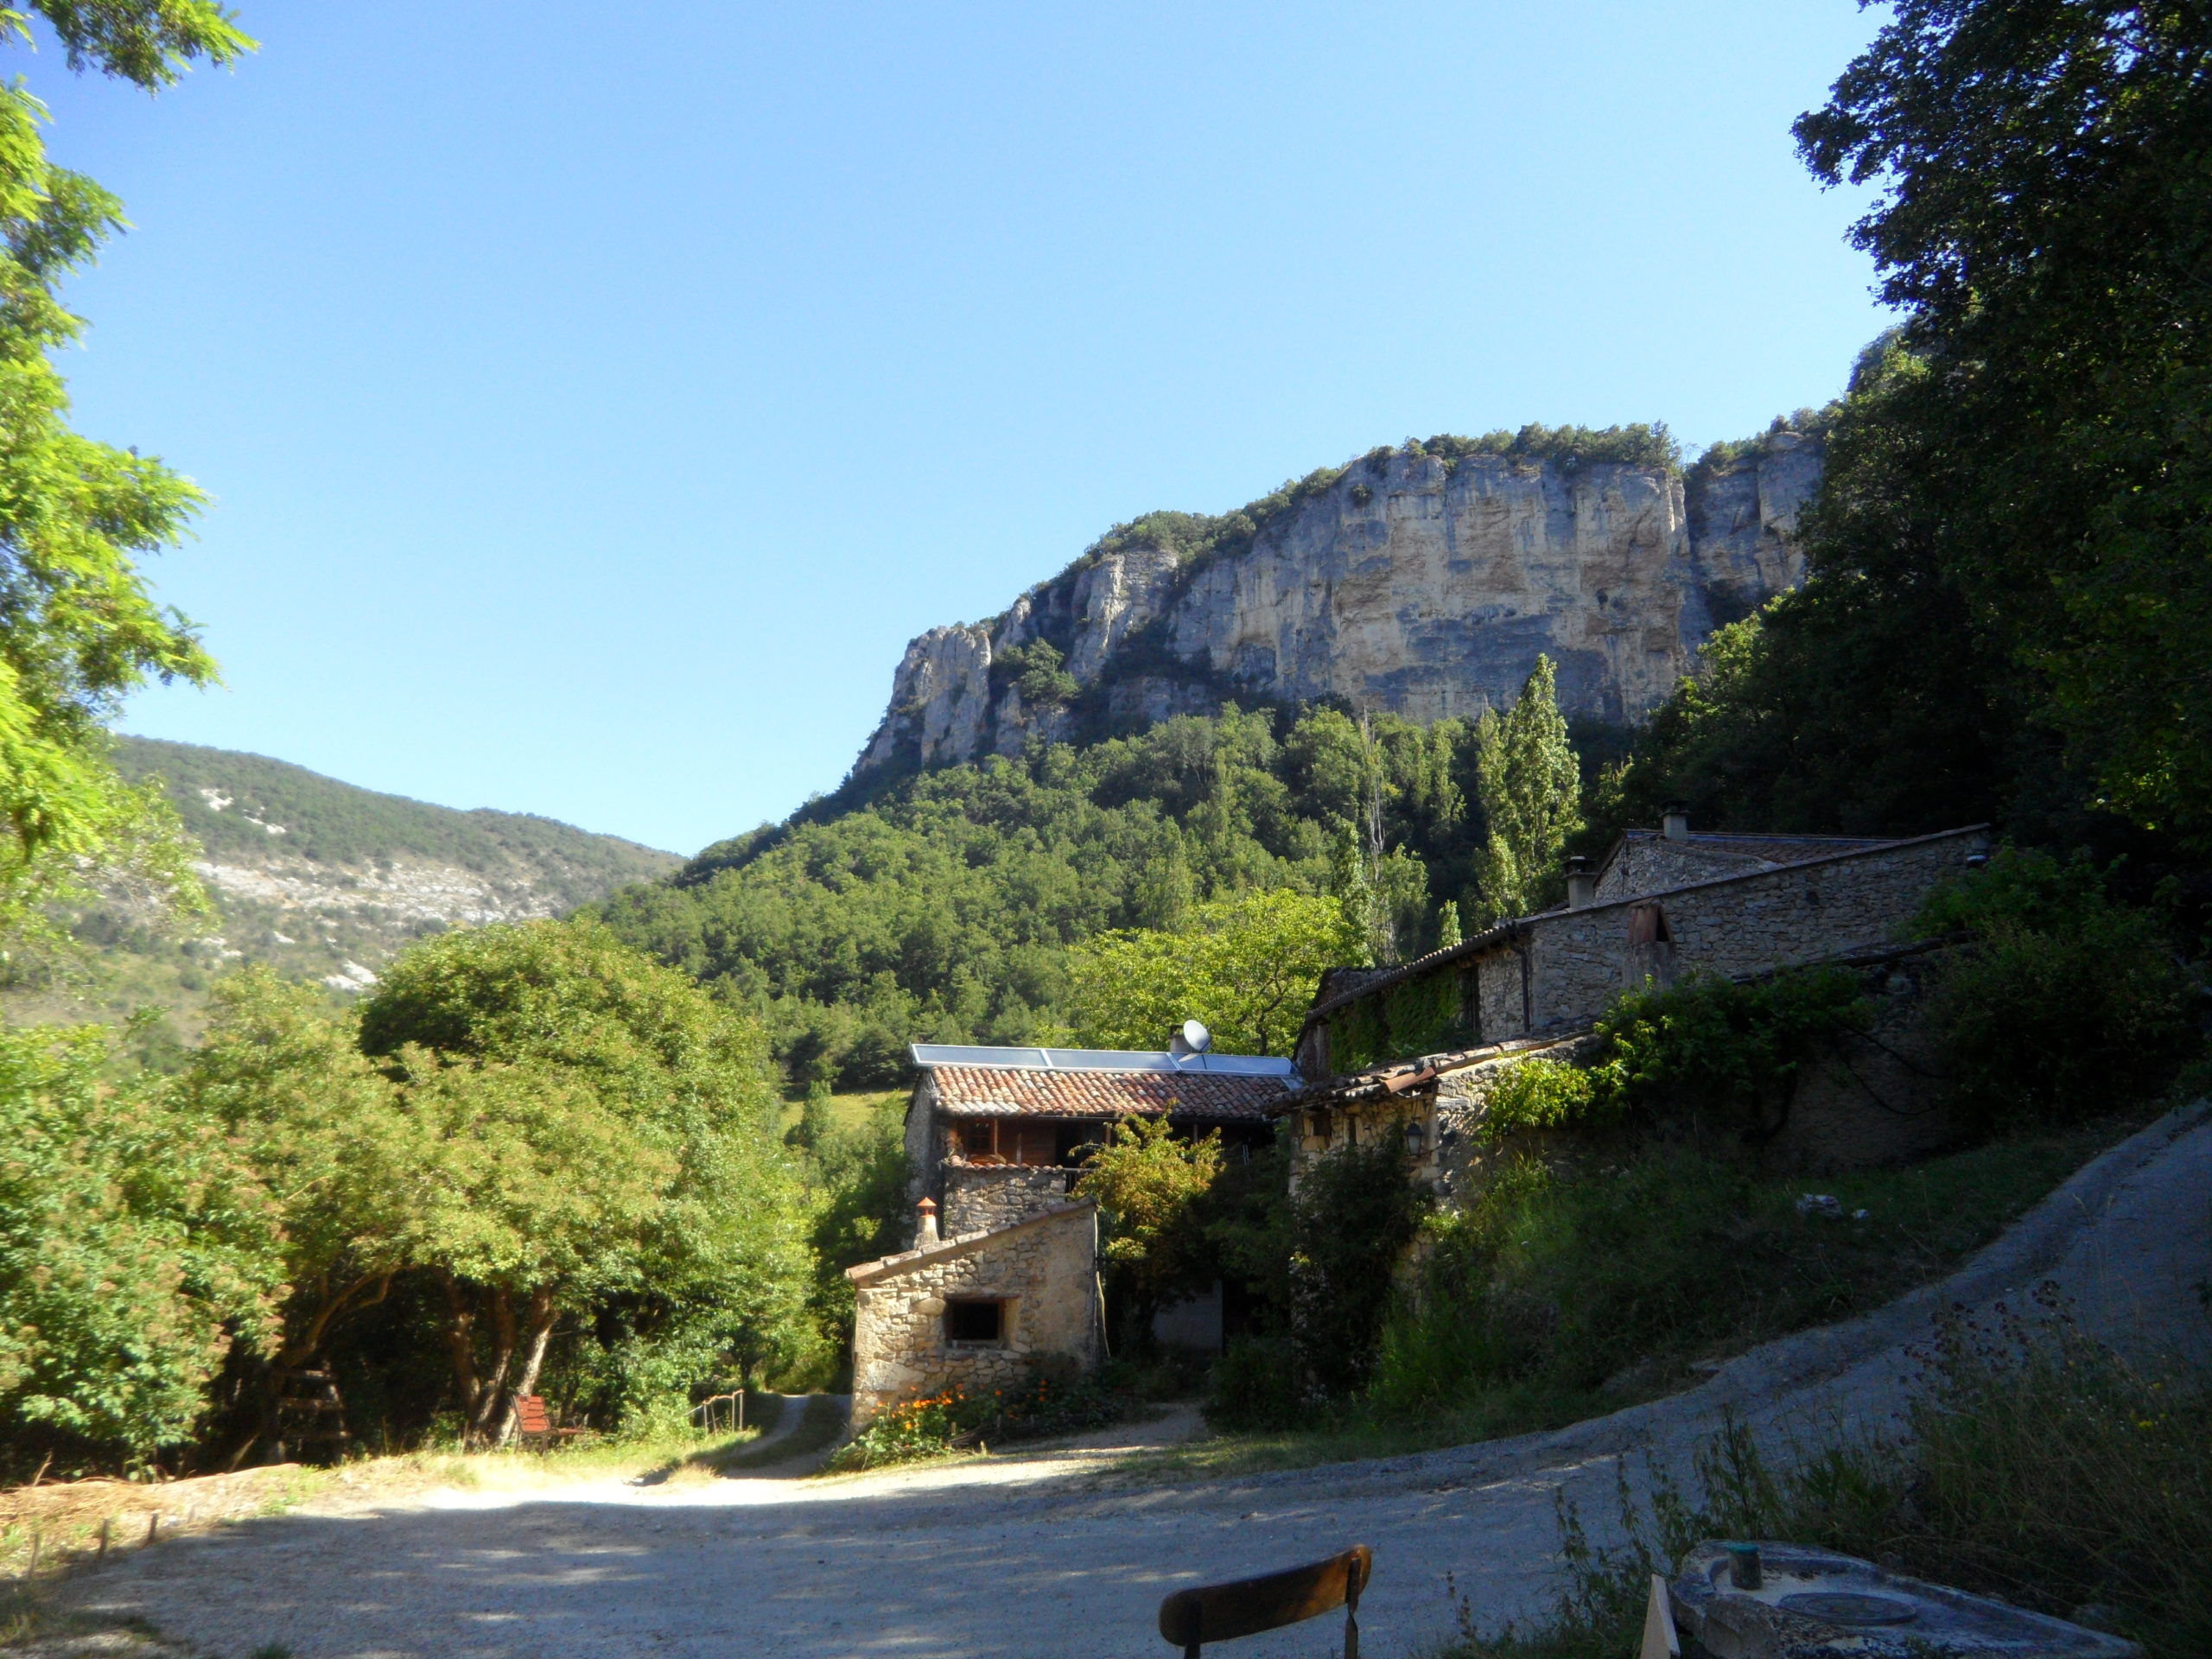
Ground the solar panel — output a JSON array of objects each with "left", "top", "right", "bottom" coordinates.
[{"left": 909, "top": 1042, "right": 1298, "bottom": 1077}]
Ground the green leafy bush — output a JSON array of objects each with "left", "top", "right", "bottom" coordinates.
[
  {"left": 993, "top": 640, "right": 1078, "bottom": 708},
  {"left": 1477, "top": 1058, "right": 1599, "bottom": 1141},
  {"left": 0, "top": 1026, "right": 282, "bottom": 1475},
  {"left": 1473, "top": 969, "right": 1867, "bottom": 1147},
  {"left": 1589, "top": 968, "right": 1870, "bottom": 1136},
  {"left": 824, "top": 1370, "right": 1136, "bottom": 1471},
  {"left": 1287, "top": 1138, "right": 1431, "bottom": 1396},
  {"left": 1916, "top": 849, "right": 2193, "bottom": 1129},
  {"left": 1367, "top": 1124, "right": 2134, "bottom": 1430},
  {"left": 824, "top": 1384, "right": 985, "bottom": 1471}
]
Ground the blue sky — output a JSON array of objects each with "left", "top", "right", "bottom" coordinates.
[{"left": 48, "top": 1, "right": 1894, "bottom": 856}]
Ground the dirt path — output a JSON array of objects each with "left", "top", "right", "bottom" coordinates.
[{"left": 53, "top": 1103, "right": 2212, "bottom": 1659}]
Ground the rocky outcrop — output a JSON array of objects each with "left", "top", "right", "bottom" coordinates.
[{"left": 855, "top": 433, "right": 1821, "bottom": 778}]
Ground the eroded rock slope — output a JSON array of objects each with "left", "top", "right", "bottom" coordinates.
[{"left": 858, "top": 431, "right": 1821, "bottom": 779}]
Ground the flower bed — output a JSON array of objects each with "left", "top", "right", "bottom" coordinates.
[{"left": 825, "top": 1372, "right": 1134, "bottom": 1472}]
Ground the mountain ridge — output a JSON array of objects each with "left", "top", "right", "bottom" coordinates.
[
  {"left": 853, "top": 421, "right": 1825, "bottom": 786},
  {"left": 7, "top": 736, "right": 678, "bottom": 1050}
]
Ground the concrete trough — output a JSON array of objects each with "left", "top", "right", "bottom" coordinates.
[{"left": 1656, "top": 1541, "right": 2139, "bottom": 1658}]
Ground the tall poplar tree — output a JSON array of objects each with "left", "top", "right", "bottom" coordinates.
[{"left": 1472, "top": 655, "right": 1581, "bottom": 922}]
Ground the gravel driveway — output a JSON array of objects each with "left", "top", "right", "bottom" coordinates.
[{"left": 58, "top": 1104, "right": 2212, "bottom": 1659}]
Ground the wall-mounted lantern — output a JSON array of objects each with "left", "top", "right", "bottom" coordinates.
[{"left": 1403, "top": 1116, "right": 1427, "bottom": 1160}]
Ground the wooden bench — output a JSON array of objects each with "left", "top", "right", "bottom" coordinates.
[
  {"left": 1159, "top": 1545, "right": 1371, "bottom": 1658},
  {"left": 513, "top": 1395, "right": 588, "bottom": 1451}
]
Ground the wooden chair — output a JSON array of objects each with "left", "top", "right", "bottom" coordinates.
[
  {"left": 1158, "top": 1545, "right": 1372, "bottom": 1658},
  {"left": 513, "top": 1395, "right": 587, "bottom": 1451}
]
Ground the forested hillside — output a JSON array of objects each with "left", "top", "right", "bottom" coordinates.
[
  {"left": 116, "top": 738, "right": 676, "bottom": 904},
  {"left": 595, "top": 696, "right": 1587, "bottom": 1087}
]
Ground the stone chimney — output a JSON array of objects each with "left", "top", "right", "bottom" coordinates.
[
  {"left": 1662, "top": 802, "right": 1690, "bottom": 842},
  {"left": 1566, "top": 855, "right": 1597, "bottom": 909},
  {"left": 916, "top": 1196, "right": 939, "bottom": 1247}
]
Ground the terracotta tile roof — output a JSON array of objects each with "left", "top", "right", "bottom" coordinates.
[
  {"left": 1279, "top": 1033, "right": 1588, "bottom": 1110},
  {"left": 925, "top": 1063, "right": 1291, "bottom": 1121}
]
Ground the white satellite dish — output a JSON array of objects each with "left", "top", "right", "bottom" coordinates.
[{"left": 1169, "top": 1018, "right": 1212, "bottom": 1058}]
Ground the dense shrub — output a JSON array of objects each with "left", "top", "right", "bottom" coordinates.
[
  {"left": 1367, "top": 1126, "right": 2133, "bottom": 1429},
  {"left": 1590, "top": 968, "right": 1870, "bottom": 1140},
  {"left": 1473, "top": 969, "right": 1869, "bottom": 1148},
  {"left": 1916, "top": 849, "right": 2195, "bottom": 1129},
  {"left": 0, "top": 1027, "right": 281, "bottom": 1476},
  {"left": 1286, "top": 1138, "right": 1431, "bottom": 1396},
  {"left": 1477, "top": 1058, "right": 1599, "bottom": 1141},
  {"left": 824, "top": 1386, "right": 984, "bottom": 1471},
  {"left": 1198, "top": 1134, "right": 1430, "bottom": 1414},
  {"left": 1368, "top": 1151, "right": 1764, "bottom": 1416}
]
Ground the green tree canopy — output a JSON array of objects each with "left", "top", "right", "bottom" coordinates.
[
  {"left": 1064, "top": 887, "right": 1359, "bottom": 1056},
  {"left": 596, "top": 704, "right": 1514, "bottom": 1086},
  {"left": 1071, "top": 1115, "right": 1223, "bottom": 1351},
  {"left": 356, "top": 920, "right": 811, "bottom": 1444},
  {"left": 0, "top": 2, "right": 251, "bottom": 940},
  {"left": 1472, "top": 655, "right": 1581, "bottom": 921},
  {"left": 168, "top": 969, "right": 420, "bottom": 1456},
  {"left": 0, "top": 1022, "right": 279, "bottom": 1473}
]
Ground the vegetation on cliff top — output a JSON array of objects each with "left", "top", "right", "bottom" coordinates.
[{"left": 1066, "top": 422, "right": 1689, "bottom": 591}]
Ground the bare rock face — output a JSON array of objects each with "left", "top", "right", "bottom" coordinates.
[
  {"left": 855, "top": 435, "right": 1820, "bottom": 779},
  {"left": 856, "top": 623, "right": 996, "bottom": 774}
]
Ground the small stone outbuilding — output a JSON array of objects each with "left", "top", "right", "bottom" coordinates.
[{"left": 845, "top": 1199, "right": 1103, "bottom": 1432}]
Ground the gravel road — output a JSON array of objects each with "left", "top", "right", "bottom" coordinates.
[{"left": 57, "top": 1104, "right": 2212, "bottom": 1659}]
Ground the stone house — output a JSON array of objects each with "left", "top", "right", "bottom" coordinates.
[
  {"left": 1279, "top": 813, "right": 1992, "bottom": 1181},
  {"left": 904, "top": 1043, "right": 1295, "bottom": 1239},
  {"left": 1293, "top": 814, "right": 1990, "bottom": 1080},
  {"left": 846, "top": 1199, "right": 1103, "bottom": 1432}
]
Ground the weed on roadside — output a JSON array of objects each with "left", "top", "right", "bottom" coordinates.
[{"left": 1437, "top": 1292, "right": 2212, "bottom": 1659}]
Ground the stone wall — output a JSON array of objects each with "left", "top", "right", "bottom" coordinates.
[
  {"left": 1310, "top": 827, "right": 1987, "bottom": 1078},
  {"left": 1297, "top": 955, "right": 1954, "bottom": 1192},
  {"left": 1503, "top": 827, "right": 1985, "bottom": 1037},
  {"left": 846, "top": 1202, "right": 1102, "bottom": 1431},
  {"left": 1594, "top": 838, "right": 1772, "bottom": 903},
  {"left": 1761, "top": 955, "right": 1955, "bottom": 1172},
  {"left": 943, "top": 1161, "right": 1072, "bottom": 1236}
]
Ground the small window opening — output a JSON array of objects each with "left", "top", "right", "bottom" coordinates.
[
  {"left": 1627, "top": 903, "right": 1671, "bottom": 944},
  {"left": 959, "top": 1120, "right": 995, "bottom": 1160},
  {"left": 945, "top": 1300, "right": 1004, "bottom": 1344}
]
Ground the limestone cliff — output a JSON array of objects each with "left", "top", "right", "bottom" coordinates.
[{"left": 855, "top": 429, "right": 1821, "bottom": 779}]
